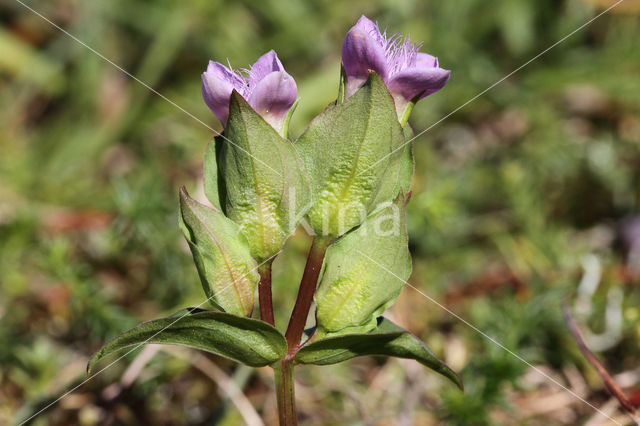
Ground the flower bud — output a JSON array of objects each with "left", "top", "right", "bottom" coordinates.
[
  {"left": 342, "top": 16, "right": 450, "bottom": 120},
  {"left": 202, "top": 50, "right": 297, "bottom": 135}
]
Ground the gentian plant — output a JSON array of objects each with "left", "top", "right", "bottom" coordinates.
[{"left": 90, "top": 16, "right": 461, "bottom": 424}]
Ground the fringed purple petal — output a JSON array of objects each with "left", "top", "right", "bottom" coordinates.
[
  {"left": 248, "top": 50, "right": 284, "bottom": 87},
  {"left": 387, "top": 67, "right": 450, "bottom": 101},
  {"left": 201, "top": 61, "right": 244, "bottom": 125},
  {"left": 248, "top": 70, "right": 297, "bottom": 132},
  {"left": 415, "top": 52, "right": 438, "bottom": 68},
  {"left": 387, "top": 67, "right": 450, "bottom": 116},
  {"left": 342, "top": 15, "right": 388, "bottom": 98},
  {"left": 353, "top": 14, "right": 381, "bottom": 36}
]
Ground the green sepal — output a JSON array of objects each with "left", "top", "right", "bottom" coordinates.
[
  {"left": 294, "top": 317, "right": 462, "bottom": 390},
  {"left": 88, "top": 310, "right": 287, "bottom": 372},
  {"left": 213, "top": 91, "right": 311, "bottom": 261},
  {"left": 295, "top": 72, "right": 405, "bottom": 237},
  {"left": 370, "top": 123, "right": 415, "bottom": 207},
  {"left": 396, "top": 125, "right": 415, "bottom": 194},
  {"left": 179, "top": 187, "right": 259, "bottom": 316},
  {"left": 315, "top": 193, "right": 411, "bottom": 335},
  {"left": 336, "top": 64, "right": 346, "bottom": 105},
  {"left": 282, "top": 98, "right": 300, "bottom": 139},
  {"left": 203, "top": 138, "right": 224, "bottom": 211}
]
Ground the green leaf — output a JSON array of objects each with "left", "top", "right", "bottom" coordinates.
[
  {"left": 396, "top": 139, "right": 414, "bottom": 194},
  {"left": 203, "top": 139, "right": 224, "bottom": 211},
  {"left": 370, "top": 123, "right": 415, "bottom": 207},
  {"left": 88, "top": 310, "right": 287, "bottom": 372},
  {"left": 295, "top": 72, "right": 405, "bottom": 237},
  {"left": 396, "top": 124, "right": 416, "bottom": 195},
  {"left": 315, "top": 193, "right": 411, "bottom": 335},
  {"left": 212, "top": 92, "right": 311, "bottom": 261},
  {"left": 295, "top": 317, "right": 462, "bottom": 390},
  {"left": 179, "top": 187, "right": 259, "bottom": 316}
]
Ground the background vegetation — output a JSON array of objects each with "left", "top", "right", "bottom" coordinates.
[{"left": 1, "top": 0, "right": 639, "bottom": 424}]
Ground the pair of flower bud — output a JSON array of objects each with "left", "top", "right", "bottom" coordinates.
[{"left": 201, "top": 15, "right": 450, "bottom": 132}]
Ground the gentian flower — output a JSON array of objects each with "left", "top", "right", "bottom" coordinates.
[
  {"left": 202, "top": 50, "right": 297, "bottom": 134},
  {"left": 342, "top": 16, "right": 450, "bottom": 119}
]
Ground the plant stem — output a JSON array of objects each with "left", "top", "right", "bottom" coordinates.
[
  {"left": 273, "top": 359, "right": 296, "bottom": 425},
  {"left": 285, "top": 236, "right": 331, "bottom": 352},
  {"left": 258, "top": 261, "right": 275, "bottom": 326},
  {"left": 273, "top": 236, "right": 331, "bottom": 425}
]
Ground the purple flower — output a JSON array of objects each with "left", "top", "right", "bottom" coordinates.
[
  {"left": 202, "top": 50, "right": 297, "bottom": 134},
  {"left": 342, "top": 16, "right": 450, "bottom": 118}
]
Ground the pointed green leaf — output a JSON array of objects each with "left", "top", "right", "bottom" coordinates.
[
  {"left": 213, "top": 93, "right": 311, "bottom": 261},
  {"left": 295, "top": 317, "right": 462, "bottom": 390},
  {"left": 397, "top": 124, "right": 416, "bottom": 195},
  {"left": 179, "top": 188, "right": 259, "bottom": 316},
  {"left": 315, "top": 193, "right": 411, "bottom": 335},
  {"left": 371, "top": 124, "right": 415, "bottom": 207},
  {"left": 203, "top": 139, "right": 224, "bottom": 211},
  {"left": 295, "top": 72, "right": 405, "bottom": 237},
  {"left": 88, "top": 310, "right": 287, "bottom": 372},
  {"left": 396, "top": 136, "right": 415, "bottom": 194}
]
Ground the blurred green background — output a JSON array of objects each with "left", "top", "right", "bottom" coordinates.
[{"left": 1, "top": 0, "right": 640, "bottom": 424}]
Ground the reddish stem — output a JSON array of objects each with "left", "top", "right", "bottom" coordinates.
[
  {"left": 284, "top": 236, "right": 331, "bottom": 353},
  {"left": 258, "top": 262, "right": 275, "bottom": 326}
]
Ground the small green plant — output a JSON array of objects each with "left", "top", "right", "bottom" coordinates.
[{"left": 89, "top": 16, "right": 462, "bottom": 424}]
